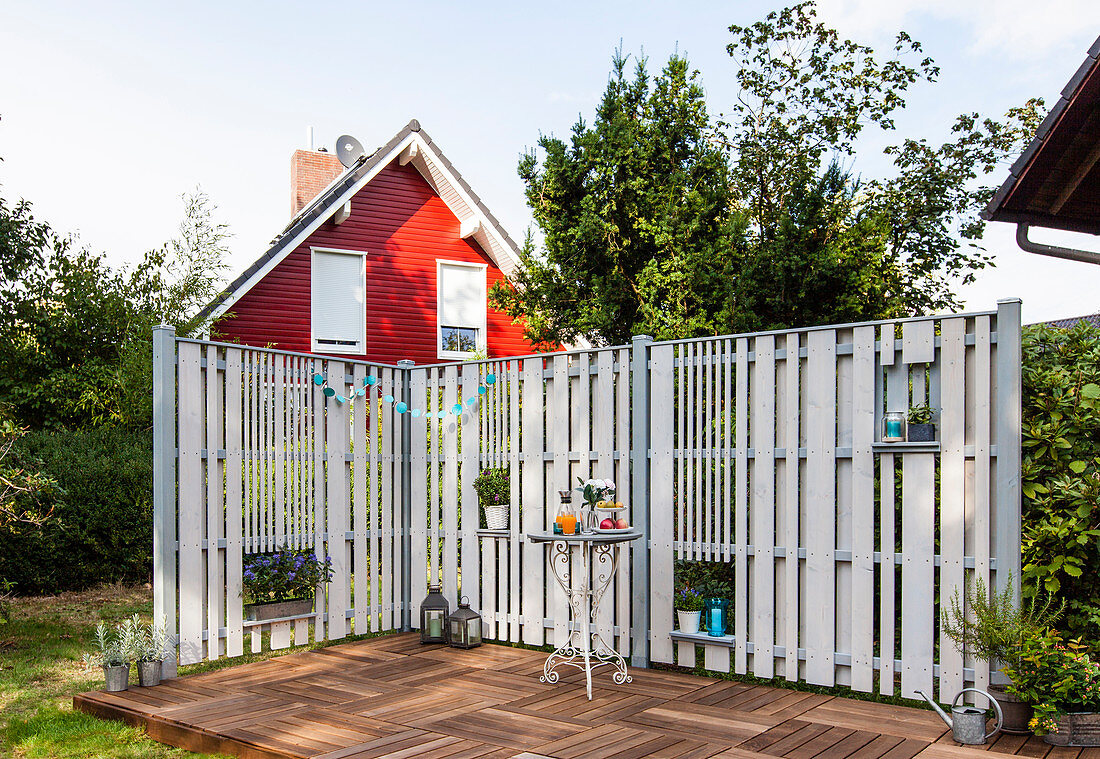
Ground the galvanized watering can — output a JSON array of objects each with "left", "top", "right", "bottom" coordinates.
[{"left": 916, "top": 688, "right": 1003, "bottom": 745}]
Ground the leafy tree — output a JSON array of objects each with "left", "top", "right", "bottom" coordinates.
[
  {"left": 0, "top": 187, "right": 229, "bottom": 430},
  {"left": 490, "top": 53, "right": 740, "bottom": 346},
  {"left": 0, "top": 410, "right": 57, "bottom": 530}
]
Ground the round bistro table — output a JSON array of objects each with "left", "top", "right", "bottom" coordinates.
[{"left": 526, "top": 530, "right": 644, "bottom": 699}]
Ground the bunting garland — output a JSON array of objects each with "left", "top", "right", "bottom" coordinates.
[{"left": 311, "top": 370, "right": 496, "bottom": 420}]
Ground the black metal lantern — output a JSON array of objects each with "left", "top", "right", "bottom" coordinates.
[
  {"left": 420, "top": 585, "right": 449, "bottom": 644},
  {"left": 447, "top": 596, "right": 482, "bottom": 649}
]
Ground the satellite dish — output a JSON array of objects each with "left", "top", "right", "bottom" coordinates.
[{"left": 335, "top": 134, "right": 365, "bottom": 168}]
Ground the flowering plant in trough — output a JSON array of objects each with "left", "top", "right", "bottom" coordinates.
[
  {"left": 243, "top": 546, "right": 333, "bottom": 604},
  {"left": 1005, "top": 630, "right": 1100, "bottom": 736}
]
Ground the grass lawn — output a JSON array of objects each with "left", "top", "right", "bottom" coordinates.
[{"left": 0, "top": 584, "right": 230, "bottom": 758}]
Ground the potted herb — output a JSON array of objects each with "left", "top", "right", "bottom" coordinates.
[
  {"left": 941, "top": 576, "right": 1064, "bottom": 733},
  {"left": 1005, "top": 631, "right": 1100, "bottom": 746},
  {"left": 83, "top": 618, "right": 139, "bottom": 692},
  {"left": 474, "top": 467, "right": 511, "bottom": 530},
  {"left": 243, "top": 546, "right": 333, "bottom": 622},
  {"left": 675, "top": 586, "right": 704, "bottom": 633},
  {"left": 907, "top": 403, "right": 936, "bottom": 441},
  {"left": 135, "top": 616, "right": 170, "bottom": 687}
]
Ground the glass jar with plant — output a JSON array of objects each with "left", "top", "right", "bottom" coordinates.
[
  {"left": 474, "top": 467, "right": 510, "bottom": 530},
  {"left": 1005, "top": 631, "right": 1100, "bottom": 746},
  {"left": 907, "top": 403, "right": 936, "bottom": 441},
  {"left": 675, "top": 586, "right": 704, "bottom": 633},
  {"left": 243, "top": 546, "right": 333, "bottom": 622},
  {"left": 83, "top": 617, "right": 141, "bottom": 692},
  {"left": 576, "top": 477, "right": 615, "bottom": 533},
  {"left": 941, "top": 575, "right": 1064, "bottom": 733}
]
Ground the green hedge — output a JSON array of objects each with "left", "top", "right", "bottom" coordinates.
[
  {"left": 1021, "top": 322, "right": 1100, "bottom": 646},
  {"left": 0, "top": 428, "right": 152, "bottom": 595}
]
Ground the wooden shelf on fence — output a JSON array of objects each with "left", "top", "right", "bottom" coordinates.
[
  {"left": 871, "top": 441, "right": 940, "bottom": 453},
  {"left": 476, "top": 529, "right": 511, "bottom": 538},
  {"left": 670, "top": 629, "right": 736, "bottom": 647}
]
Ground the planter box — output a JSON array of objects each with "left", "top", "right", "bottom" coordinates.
[
  {"left": 907, "top": 423, "right": 935, "bottom": 442},
  {"left": 1044, "top": 713, "right": 1100, "bottom": 747},
  {"left": 245, "top": 597, "right": 315, "bottom": 622}
]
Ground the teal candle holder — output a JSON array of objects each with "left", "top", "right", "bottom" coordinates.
[{"left": 704, "top": 598, "right": 728, "bottom": 637}]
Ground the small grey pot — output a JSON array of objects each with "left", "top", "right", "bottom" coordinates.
[
  {"left": 103, "top": 664, "right": 130, "bottom": 692},
  {"left": 137, "top": 660, "right": 162, "bottom": 687},
  {"left": 908, "top": 423, "right": 936, "bottom": 442}
]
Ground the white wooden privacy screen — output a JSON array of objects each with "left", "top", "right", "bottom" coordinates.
[{"left": 153, "top": 300, "right": 1021, "bottom": 702}]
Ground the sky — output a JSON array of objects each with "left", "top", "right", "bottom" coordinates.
[{"left": 2, "top": 0, "right": 1099, "bottom": 325}]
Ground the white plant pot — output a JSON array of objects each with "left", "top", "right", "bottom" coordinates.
[
  {"left": 677, "top": 610, "right": 701, "bottom": 633},
  {"left": 485, "top": 504, "right": 509, "bottom": 530}
]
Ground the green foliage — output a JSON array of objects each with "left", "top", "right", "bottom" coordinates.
[
  {"left": 82, "top": 617, "right": 141, "bottom": 668},
  {"left": 473, "top": 467, "right": 510, "bottom": 507},
  {"left": 1004, "top": 631, "right": 1100, "bottom": 735},
  {"left": 0, "top": 187, "right": 229, "bottom": 431},
  {"left": 1020, "top": 323, "right": 1100, "bottom": 645},
  {"left": 0, "top": 408, "right": 58, "bottom": 529},
  {"left": 496, "top": 4, "right": 1042, "bottom": 346},
  {"left": 242, "top": 547, "right": 334, "bottom": 604},
  {"left": 0, "top": 428, "right": 153, "bottom": 594},
  {"left": 489, "top": 52, "right": 739, "bottom": 346},
  {"left": 675, "top": 586, "right": 705, "bottom": 612},
  {"left": 940, "top": 574, "right": 1063, "bottom": 669},
  {"left": 907, "top": 403, "right": 935, "bottom": 425}
]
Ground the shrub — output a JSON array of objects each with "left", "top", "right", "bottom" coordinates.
[
  {"left": 0, "top": 427, "right": 152, "bottom": 594},
  {"left": 1005, "top": 631, "right": 1100, "bottom": 735},
  {"left": 1021, "top": 322, "right": 1100, "bottom": 646}
]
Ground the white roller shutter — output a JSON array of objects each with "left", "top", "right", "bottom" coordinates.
[{"left": 311, "top": 250, "right": 365, "bottom": 354}]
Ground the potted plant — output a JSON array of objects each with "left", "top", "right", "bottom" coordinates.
[
  {"left": 907, "top": 403, "right": 936, "bottom": 441},
  {"left": 576, "top": 477, "right": 615, "bottom": 533},
  {"left": 83, "top": 618, "right": 139, "bottom": 692},
  {"left": 474, "top": 467, "right": 511, "bottom": 530},
  {"left": 1005, "top": 631, "right": 1100, "bottom": 746},
  {"left": 941, "top": 576, "right": 1064, "bottom": 733},
  {"left": 243, "top": 546, "right": 333, "bottom": 622},
  {"left": 675, "top": 586, "right": 704, "bottom": 633},
  {"left": 135, "top": 615, "right": 170, "bottom": 687}
]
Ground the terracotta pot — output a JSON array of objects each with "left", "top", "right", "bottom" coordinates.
[
  {"left": 677, "top": 610, "right": 701, "bottom": 633},
  {"left": 137, "top": 660, "right": 162, "bottom": 687},
  {"left": 245, "top": 597, "right": 315, "bottom": 622},
  {"left": 989, "top": 683, "right": 1033, "bottom": 735},
  {"left": 1043, "top": 712, "right": 1100, "bottom": 747}
]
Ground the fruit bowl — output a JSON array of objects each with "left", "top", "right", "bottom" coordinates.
[
  {"left": 598, "top": 516, "right": 631, "bottom": 532},
  {"left": 595, "top": 526, "right": 634, "bottom": 534}
]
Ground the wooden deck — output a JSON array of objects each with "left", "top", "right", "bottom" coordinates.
[{"left": 74, "top": 633, "right": 1095, "bottom": 759}]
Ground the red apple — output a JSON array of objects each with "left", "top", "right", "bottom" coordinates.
[
  {"left": 615, "top": 518, "right": 630, "bottom": 529},
  {"left": 599, "top": 518, "right": 615, "bottom": 530}
]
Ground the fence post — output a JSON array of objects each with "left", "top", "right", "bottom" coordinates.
[
  {"left": 994, "top": 299, "right": 1023, "bottom": 606},
  {"left": 398, "top": 359, "right": 415, "bottom": 632},
  {"left": 631, "top": 335, "right": 653, "bottom": 667},
  {"left": 152, "top": 324, "right": 178, "bottom": 678}
]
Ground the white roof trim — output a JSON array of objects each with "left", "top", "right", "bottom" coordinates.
[{"left": 209, "top": 130, "right": 522, "bottom": 323}]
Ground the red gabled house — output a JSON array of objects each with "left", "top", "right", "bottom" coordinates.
[{"left": 201, "top": 120, "right": 535, "bottom": 364}]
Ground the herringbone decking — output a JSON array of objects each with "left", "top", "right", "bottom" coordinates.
[{"left": 74, "top": 633, "right": 1095, "bottom": 759}]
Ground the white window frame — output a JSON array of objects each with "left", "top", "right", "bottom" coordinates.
[
  {"left": 310, "top": 246, "right": 367, "bottom": 355},
  {"left": 436, "top": 259, "right": 487, "bottom": 360}
]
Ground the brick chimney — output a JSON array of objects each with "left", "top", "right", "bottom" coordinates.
[{"left": 291, "top": 149, "right": 344, "bottom": 216}]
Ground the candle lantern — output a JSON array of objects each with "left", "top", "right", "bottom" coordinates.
[
  {"left": 447, "top": 596, "right": 483, "bottom": 649},
  {"left": 882, "top": 411, "right": 906, "bottom": 443},
  {"left": 420, "top": 585, "right": 449, "bottom": 644},
  {"left": 704, "top": 598, "right": 729, "bottom": 637}
]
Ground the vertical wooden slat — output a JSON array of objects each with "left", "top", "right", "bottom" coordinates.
[
  {"left": 851, "top": 326, "right": 876, "bottom": 692},
  {"left": 649, "top": 343, "right": 675, "bottom": 664},
  {"left": 205, "top": 345, "right": 223, "bottom": 659},
  {"left": 508, "top": 360, "right": 522, "bottom": 643},
  {"left": 734, "top": 337, "right": 749, "bottom": 674},
  {"left": 224, "top": 348, "right": 244, "bottom": 658},
  {"left": 939, "top": 318, "right": 966, "bottom": 701},
  {"left": 677, "top": 346, "right": 686, "bottom": 559},
  {"left": 752, "top": 335, "right": 776, "bottom": 678},
  {"left": 804, "top": 329, "right": 836, "bottom": 686},
  {"left": 354, "top": 364, "right": 370, "bottom": 635},
  {"left": 595, "top": 351, "right": 615, "bottom": 648},
  {"left": 973, "top": 316, "right": 992, "bottom": 695},
  {"left": 409, "top": 367, "right": 428, "bottom": 635},
  {"left": 460, "top": 366, "right": 480, "bottom": 612},
  {"left": 382, "top": 367, "right": 396, "bottom": 628},
  {"left": 326, "top": 362, "right": 349, "bottom": 640},
  {"left": 784, "top": 333, "right": 800, "bottom": 682},
  {"left": 428, "top": 368, "right": 439, "bottom": 590},
  {"left": 443, "top": 366, "right": 460, "bottom": 612},
  {"left": 880, "top": 325, "right": 903, "bottom": 695},
  {"left": 178, "top": 342, "right": 204, "bottom": 665},
  {"left": 835, "top": 330, "right": 853, "bottom": 688},
  {"left": 369, "top": 366, "right": 381, "bottom": 632},
  {"left": 615, "top": 347, "right": 632, "bottom": 656},
  {"left": 704, "top": 342, "right": 713, "bottom": 562},
  {"left": 550, "top": 355, "right": 570, "bottom": 647},
  {"left": 521, "top": 356, "right": 545, "bottom": 646},
  {"left": 274, "top": 356, "right": 286, "bottom": 549},
  {"left": 694, "top": 343, "right": 703, "bottom": 562},
  {"left": 312, "top": 361, "right": 326, "bottom": 642},
  {"left": 724, "top": 339, "right": 733, "bottom": 563}
]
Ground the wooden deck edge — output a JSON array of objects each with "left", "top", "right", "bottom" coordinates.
[{"left": 73, "top": 692, "right": 298, "bottom": 759}]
